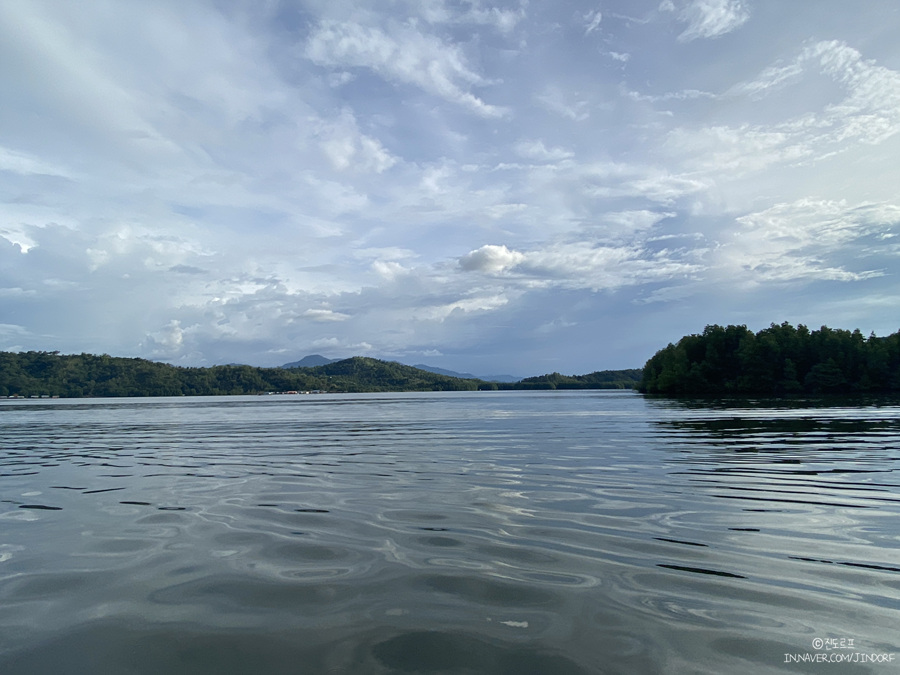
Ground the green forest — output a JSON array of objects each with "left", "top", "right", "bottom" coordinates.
[
  {"left": 639, "top": 323, "right": 900, "bottom": 395},
  {"left": 8, "top": 322, "right": 897, "bottom": 399},
  {"left": 0, "top": 351, "right": 641, "bottom": 398},
  {"left": 513, "top": 369, "right": 642, "bottom": 390},
  {"left": 0, "top": 353, "right": 480, "bottom": 397}
]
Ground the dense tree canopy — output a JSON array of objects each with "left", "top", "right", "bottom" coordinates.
[
  {"left": 639, "top": 323, "right": 900, "bottom": 395},
  {"left": 0, "top": 352, "right": 641, "bottom": 398},
  {"left": 510, "top": 369, "right": 642, "bottom": 390},
  {"left": 0, "top": 353, "right": 483, "bottom": 397}
]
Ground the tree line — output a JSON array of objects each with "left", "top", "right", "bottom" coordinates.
[
  {"left": 506, "top": 369, "right": 642, "bottom": 390},
  {"left": 0, "top": 351, "right": 642, "bottom": 398},
  {"left": 0, "top": 353, "right": 481, "bottom": 397},
  {"left": 639, "top": 323, "right": 900, "bottom": 395}
]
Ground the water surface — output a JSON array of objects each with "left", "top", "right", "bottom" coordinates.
[{"left": 1, "top": 391, "right": 898, "bottom": 673}]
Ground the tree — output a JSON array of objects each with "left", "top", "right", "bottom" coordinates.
[{"left": 639, "top": 323, "right": 900, "bottom": 395}]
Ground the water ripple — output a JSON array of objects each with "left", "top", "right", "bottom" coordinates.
[{"left": 1, "top": 392, "right": 899, "bottom": 673}]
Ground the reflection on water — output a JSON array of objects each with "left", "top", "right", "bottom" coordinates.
[{"left": 1, "top": 392, "right": 899, "bottom": 673}]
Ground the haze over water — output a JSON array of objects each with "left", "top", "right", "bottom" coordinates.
[{"left": 1, "top": 391, "right": 898, "bottom": 673}]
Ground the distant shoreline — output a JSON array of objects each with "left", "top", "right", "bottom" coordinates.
[{"left": 0, "top": 351, "right": 640, "bottom": 399}]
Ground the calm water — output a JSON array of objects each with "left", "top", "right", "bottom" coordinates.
[{"left": 1, "top": 391, "right": 899, "bottom": 674}]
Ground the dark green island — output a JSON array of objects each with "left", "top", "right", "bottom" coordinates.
[{"left": 639, "top": 323, "right": 900, "bottom": 396}]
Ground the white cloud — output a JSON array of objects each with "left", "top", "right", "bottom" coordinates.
[
  {"left": 1, "top": 1, "right": 898, "bottom": 373},
  {"left": 667, "top": 0, "right": 750, "bottom": 42},
  {"left": 460, "top": 5, "right": 525, "bottom": 34},
  {"left": 714, "top": 199, "right": 899, "bottom": 284},
  {"left": 0, "top": 323, "right": 29, "bottom": 335},
  {"left": 311, "top": 337, "right": 373, "bottom": 352},
  {"left": 459, "top": 244, "right": 525, "bottom": 273},
  {"left": 537, "top": 88, "right": 590, "bottom": 122},
  {"left": 302, "top": 308, "right": 350, "bottom": 322},
  {"left": 317, "top": 109, "right": 397, "bottom": 173},
  {"left": 0, "top": 226, "right": 37, "bottom": 253},
  {"left": 0, "top": 145, "right": 71, "bottom": 177},
  {"left": 484, "top": 203, "right": 529, "bottom": 220},
  {"left": 625, "top": 88, "right": 716, "bottom": 103},
  {"left": 514, "top": 140, "right": 574, "bottom": 162},
  {"left": 600, "top": 210, "right": 676, "bottom": 240},
  {"left": 458, "top": 238, "right": 703, "bottom": 293},
  {"left": 415, "top": 0, "right": 525, "bottom": 34},
  {"left": 583, "top": 9, "right": 603, "bottom": 35},
  {"left": 805, "top": 40, "right": 900, "bottom": 146},
  {"left": 372, "top": 260, "right": 410, "bottom": 280},
  {"left": 143, "top": 320, "right": 186, "bottom": 359},
  {"left": 305, "top": 20, "right": 505, "bottom": 117},
  {"left": 728, "top": 63, "right": 804, "bottom": 99},
  {"left": 665, "top": 41, "right": 900, "bottom": 177},
  {"left": 518, "top": 242, "right": 703, "bottom": 291},
  {"left": 415, "top": 293, "right": 511, "bottom": 322},
  {"left": 580, "top": 162, "right": 709, "bottom": 204},
  {"left": 536, "top": 317, "right": 576, "bottom": 334}
]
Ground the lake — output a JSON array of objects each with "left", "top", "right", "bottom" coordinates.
[{"left": 1, "top": 390, "right": 898, "bottom": 673}]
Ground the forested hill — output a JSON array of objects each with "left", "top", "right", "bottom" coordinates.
[
  {"left": 0, "top": 351, "right": 641, "bottom": 398},
  {"left": 639, "top": 323, "right": 900, "bottom": 396},
  {"left": 513, "top": 369, "right": 642, "bottom": 390},
  {"left": 0, "top": 353, "right": 481, "bottom": 397}
]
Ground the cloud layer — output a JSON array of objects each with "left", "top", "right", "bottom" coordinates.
[{"left": 2, "top": 0, "right": 899, "bottom": 375}]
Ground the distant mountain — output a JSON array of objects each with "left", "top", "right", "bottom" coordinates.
[
  {"left": 516, "top": 369, "right": 642, "bottom": 390},
  {"left": 0, "top": 350, "right": 643, "bottom": 397},
  {"left": 305, "top": 357, "right": 481, "bottom": 392},
  {"left": 0, "top": 352, "right": 485, "bottom": 397},
  {"left": 475, "top": 373, "right": 520, "bottom": 383},
  {"left": 413, "top": 364, "right": 520, "bottom": 383},
  {"left": 413, "top": 364, "right": 477, "bottom": 379},
  {"left": 283, "top": 356, "right": 518, "bottom": 382},
  {"left": 281, "top": 354, "right": 337, "bottom": 368}
]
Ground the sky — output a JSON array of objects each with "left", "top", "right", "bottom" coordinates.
[{"left": 2, "top": 1, "right": 899, "bottom": 377}]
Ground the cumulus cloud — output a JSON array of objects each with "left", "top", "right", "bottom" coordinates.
[
  {"left": 143, "top": 320, "right": 186, "bottom": 359},
  {"left": 459, "top": 238, "right": 703, "bottom": 293},
  {"left": 0, "top": 226, "right": 37, "bottom": 253},
  {"left": 371, "top": 260, "right": 410, "bottom": 280},
  {"left": 459, "top": 244, "right": 525, "bottom": 273}
]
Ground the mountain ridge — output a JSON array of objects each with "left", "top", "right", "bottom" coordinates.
[
  {"left": 281, "top": 354, "right": 337, "bottom": 368},
  {"left": 282, "top": 355, "right": 519, "bottom": 382},
  {"left": 1, "top": 351, "right": 640, "bottom": 397}
]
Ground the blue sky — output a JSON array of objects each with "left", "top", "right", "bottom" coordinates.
[{"left": 2, "top": 1, "right": 899, "bottom": 377}]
